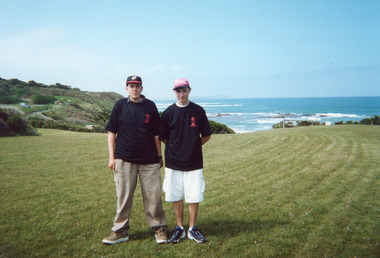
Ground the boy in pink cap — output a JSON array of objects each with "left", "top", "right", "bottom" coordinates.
[{"left": 160, "top": 78, "right": 211, "bottom": 243}]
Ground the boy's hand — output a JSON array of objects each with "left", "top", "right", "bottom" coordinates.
[{"left": 109, "top": 158, "right": 115, "bottom": 171}]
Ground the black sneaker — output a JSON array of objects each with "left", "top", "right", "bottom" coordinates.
[
  {"left": 188, "top": 226, "right": 207, "bottom": 243},
  {"left": 170, "top": 226, "right": 186, "bottom": 243}
]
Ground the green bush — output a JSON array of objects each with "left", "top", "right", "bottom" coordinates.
[
  {"left": 0, "top": 96, "right": 21, "bottom": 104},
  {"left": 28, "top": 116, "right": 104, "bottom": 133},
  {"left": 273, "top": 120, "right": 319, "bottom": 129},
  {"left": 360, "top": 115, "right": 380, "bottom": 125},
  {"left": 92, "top": 108, "right": 111, "bottom": 128},
  {"left": 209, "top": 120, "right": 235, "bottom": 134},
  {"left": 28, "top": 117, "right": 45, "bottom": 128},
  {"left": 297, "top": 120, "right": 321, "bottom": 126},
  {"left": 32, "top": 94, "right": 56, "bottom": 104},
  {"left": 272, "top": 121, "right": 296, "bottom": 129},
  {"left": 0, "top": 119, "right": 10, "bottom": 136},
  {"left": 0, "top": 109, "right": 39, "bottom": 136}
]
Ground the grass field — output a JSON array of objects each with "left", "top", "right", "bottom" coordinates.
[{"left": 0, "top": 126, "right": 379, "bottom": 257}]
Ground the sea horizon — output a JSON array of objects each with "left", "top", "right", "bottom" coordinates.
[{"left": 154, "top": 96, "right": 380, "bottom": 133}]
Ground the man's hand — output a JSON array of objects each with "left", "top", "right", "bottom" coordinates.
[{"left": 109, "top": 158, "right": 115, "bottom": 171}]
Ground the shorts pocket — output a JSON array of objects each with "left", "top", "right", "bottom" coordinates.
[
  {"left": 162, "top": 173, "right": 169, "bottom": 193},
  {"left": 200, "top": 174, "right": 205, "bottom": 193}
]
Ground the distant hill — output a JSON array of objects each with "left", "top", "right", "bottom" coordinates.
[{"left": 0, "top": 77, "right": 124, "bottom": 128}]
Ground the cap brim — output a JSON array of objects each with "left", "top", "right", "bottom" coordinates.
[{"left": 173, "top": 85, "right": 189, "bottom": 90}]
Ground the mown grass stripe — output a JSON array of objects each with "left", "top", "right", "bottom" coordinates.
[{"left": 1, "top": 126, "right": 379, "bottom": 256}]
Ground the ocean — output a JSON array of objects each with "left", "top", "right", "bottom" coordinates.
[{"left": 154, "top": 97, "right": 380, "bottom": 133}]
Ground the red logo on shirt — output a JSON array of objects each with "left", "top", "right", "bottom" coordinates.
[
  {"left": 144, "top": 114, "right": 150, "bottom": 124},
  {"left": 190, "top": 117, "right": 197, "bottom": 127}
]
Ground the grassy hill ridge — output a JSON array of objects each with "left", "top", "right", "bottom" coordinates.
[
  {"left": 0, "top": 77, "right": 124, "bottom": 106},
  {"left": 0, "top": 77, "right": 124, "bottom": 127},
  {"left": 0, "top": 126, "right": 379, "bottom": 256}
]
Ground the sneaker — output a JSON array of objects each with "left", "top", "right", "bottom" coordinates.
[
  {"left": 188, "top": 226, "right": 207, "bottom": 243},
  {"left": 102, "top": 232, "right": 129, "bottom": 245},
  {"left": 170, "top": 226, "right": 186, "bottom": 243},
  {"left": 155, "top": 226, "right": 168, "bottom": 244}
]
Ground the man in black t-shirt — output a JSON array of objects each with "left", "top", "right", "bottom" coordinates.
[
  {"left": 102, "top": 75, "right": 168, "bottom": 245},
  {"left": 160, "top": 78, "right": 211, "bottom": 244}
]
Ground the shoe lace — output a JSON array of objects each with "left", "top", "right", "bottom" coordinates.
[
  {"left": 156, "top": 227, "right": 166, "bottom": 237},
  {"left": 172, "top": 227, "right": 183, "bottom": 238},
  {"left": 191, "top": 227, "right": 203, "bottom": 238}
]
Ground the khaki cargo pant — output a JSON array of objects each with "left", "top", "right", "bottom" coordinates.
[{"left": 111, "top": 159, "right": 167, "bottom": 233}]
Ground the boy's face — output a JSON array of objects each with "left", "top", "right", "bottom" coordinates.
[
  {"left": 126, "top": 83, "right": 143, "bottom": 101},
  {"left": 175, "top": 87, "right": 191, "bottom": 104}
]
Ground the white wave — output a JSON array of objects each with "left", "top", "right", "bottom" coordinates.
[
  {"left": 300, "top": 116, "right": 321, "bottom": 121},
  {"left": 207, "top": 112, "right": 248, "bottom": 117},
  {"left": 156, "top": 103, "right": 172, "bottom": 110},
  {"left": 255, "top": 118, "right": 284, "bottom": 124},
  {"left": 201, "top": 103, "right": 243, "bottom": 108},
  {"left": 315, "top": 113, "right": 362, "bottom": 118},
  {"left": 207, "top": 112, "right": 283, "bottom": 117}
]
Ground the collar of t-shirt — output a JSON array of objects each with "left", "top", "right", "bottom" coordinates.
[
  {"left": 175, "top": 102, "right": 189, "bottom": 108},
  {"left": 127, "top": 94, "right": 146, "bottom": 103}
]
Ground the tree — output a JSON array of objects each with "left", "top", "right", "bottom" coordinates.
[{"left": 92, "top": 108, "right": 111, "bottom": 128}]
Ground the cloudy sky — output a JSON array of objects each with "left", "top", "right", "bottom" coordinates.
[{"left": 1, "top": 0, "right": 379, "bottom": 99}]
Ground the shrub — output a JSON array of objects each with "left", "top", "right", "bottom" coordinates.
[
  {"left": 272, "top": 121, "right": 296, "bottom": 129},
  {"left": 92, "top": 108, "right": 111, "bottom": 128},
  {"left": 0, "top": 119, "right": 10, "bottom": 136},
  {"left": 209, "top": 120, "right": 235, "bottom": 134},
  {"left": 273, "top": 120, "right": 319, "bottom": 129},
  {"left": 28, "top": 117, "right": 45, "bottom": 128},
  {"left": 297, "top": 120, "right": 321, "bottom": 126},
  {"left": 360, "top": 115, "right": 380, "bottom": 125},
  {"left": 0, "top": 108, "right": 39, "bottom": 136},
  {"left": 0, "top": 96, "right": 21, "bottom": 104},
  {"left": 33, "top": 94, "right": 56, "bottom": 104}
]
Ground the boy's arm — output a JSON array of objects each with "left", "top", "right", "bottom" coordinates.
[
  {"left": 155, "top": 135, "right": 164, "bottom": 168},
  {"left": 201, "top": 135, "right": 211, "bottom": 145},
  {"left": 108, "top": 131, "right": 116, "bottom": 170}
]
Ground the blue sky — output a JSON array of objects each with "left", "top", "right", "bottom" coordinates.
[{"left": 1, "top": 0, "right": 379, "bottom": 99}]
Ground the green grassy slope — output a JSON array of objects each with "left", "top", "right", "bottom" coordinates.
[{"left": 0, "top": 126, "right": 379, "bottom": 256}]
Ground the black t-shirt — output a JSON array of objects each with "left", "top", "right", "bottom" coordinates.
[
  {"left": 160, "top": 102, "right": 211, "bottom": 171},
  {"left": 106, "top": 96, "right": 160, "bottom": 164}
]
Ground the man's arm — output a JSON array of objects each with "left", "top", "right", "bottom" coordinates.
[
  {"left": 108, "top": 131, "right": 116, "bottom": 170},
  {"left": 201, "top": 135, "right": 211, "bottom": 145},
  {"left": 155, "top": 135, "right": 164, "bottom": 168}
]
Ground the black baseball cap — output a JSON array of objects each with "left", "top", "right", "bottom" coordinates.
[{"left": 126, "top": 75, "right": 142, "bottom": 85}]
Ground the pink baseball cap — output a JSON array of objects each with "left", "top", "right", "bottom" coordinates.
[{"left": 173, "top": 78, "right": 190, "bottom": 90}]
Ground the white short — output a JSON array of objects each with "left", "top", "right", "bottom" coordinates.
[{"left": 163, "top": 168, "right": 205, "bottom": 203}]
